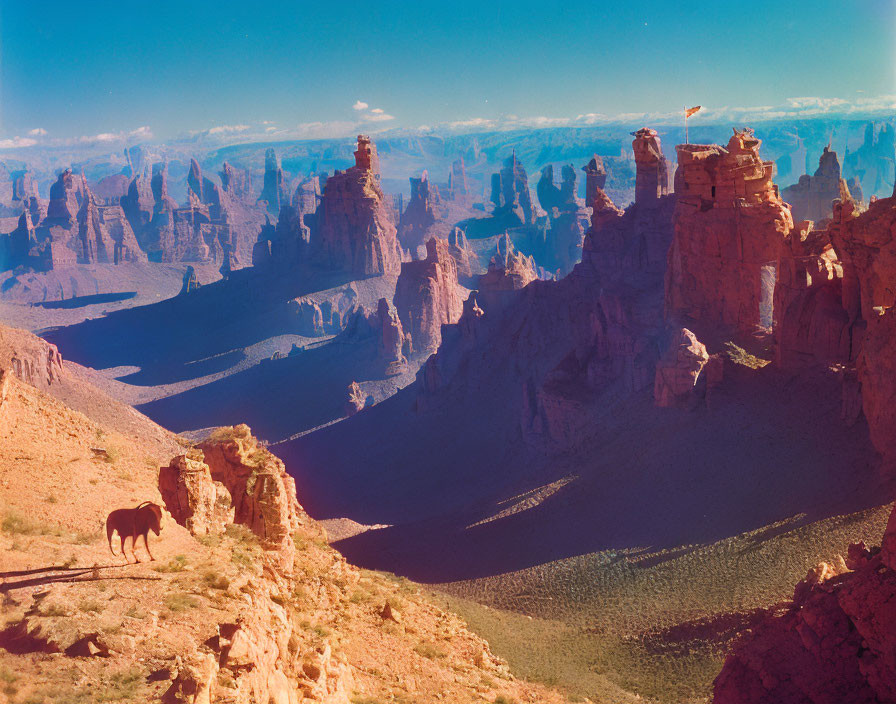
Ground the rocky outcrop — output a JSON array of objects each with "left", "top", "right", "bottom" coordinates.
[
  {"left": 654, "top": 328, "right": 722, "bottom": 407},
  {"left": 490, "top": 153, "right": 536, "bottom": 225},
  {"left": 339, "top": 297, "right": 410, "bottom": 375},
  {"left": 196, "top": 424, "right": 305, "bottom": 571},
  {"left": 582, "top": 155, "right": 608, "bottom": 208},
  {"left": 344, "top": 381, "right": 366, "bottom": 416},
  {"left": 632, "top": 127, "right": 669, "bottom": 204},
  {"left": 773, "top": 218, "right": 855, "bottom": 367},
  {"left": 448, "top": 157, "right": 471, "bottom": 203},
  {"left": 312, "top": 135, "right": 402, "bottom": 277},
  {"left": 782, "top": 146, "right": 844, "bottom": 223},
  {"left": 258, "top": 148, "right": 287, "bottom": 216},
  {"left": 536, "top": 164, "right": 589, "bottom": 276},
  {"left": 666, "top": 128, "right": 794, "bottom": 332},
  {"left": 0, "top": 325, "right": 64, "bottom": 390},
  {"left": 158, "top": 453, "right": 234, "bottom": 536},
  {"left": 394, "top": 237, "right": 465, "bottom": 354},
  {"left": 447, "top": 226, "right": 478, "bottom": 282},
  {"left": 477, "top": 234, "right": 538, "bottom": 312},
  {"left": 398, "top": 171, "right": 439, "bottom": 254},
  {"left": 828, "top": 191, "right": 896, "bottom": 465},
  {"left": 220, "top": 161, "right": 253, "bottom": 201},
  {"left": 844, "top": 121, "right": 895, "bottom": 200},
  {"left": 713, "top": 503, "right": 896, "bottom": 704}
]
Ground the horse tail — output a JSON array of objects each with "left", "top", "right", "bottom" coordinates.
[{"left": 106, "top": 514, "right": 117, "bottom": 556}]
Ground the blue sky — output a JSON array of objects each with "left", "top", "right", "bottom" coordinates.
[{"left": 0, "top": 0, "right": 894, "bottom": 145}]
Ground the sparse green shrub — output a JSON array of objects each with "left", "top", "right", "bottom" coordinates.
[
  {"left": 164, "top": 593, "right": 199, "bottom": 612},
  {"left": 413, "top": 641, "right": 447, "bottom": 660},
  {"left": 154, "top": 554, "right": 188, "bottom": 573},
  {"left": 202, "top": 571, "right": 230, "bottom": 590}
]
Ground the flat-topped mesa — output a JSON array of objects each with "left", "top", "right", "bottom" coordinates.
[
  {"left": 394, "top": 237, "right": 465, "bottom": 354},
  {"left": 665, "top": 128, "right": 793, "bottom": 332},
  {"left": 781, "top": 145, "right": 844, "bottom": 223},
  {"left": 312, "top": 135, "right": 402, "bottom": 277},
  {"left": 490, "top": 152, "right": 536, "bottom": 225},
  {"left": 582, "top": 155, "right": 608, "bottom": 208},
  {"left": 398, "top": 171, "right": 439, "bottom": 254},
  {"left": 258, "top": 148, "right": 287, "bottom": 216},
  {"left": 632, "top": 127, "right": 669, "bottom": 205}
]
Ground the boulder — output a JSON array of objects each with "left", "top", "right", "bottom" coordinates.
[{"left": 158, "top": 454, "right": 234, "bottom": 536}]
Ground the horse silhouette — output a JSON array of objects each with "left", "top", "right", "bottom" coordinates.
[{"left": 106, "top": 502, "right": 163, "bottom": 563}]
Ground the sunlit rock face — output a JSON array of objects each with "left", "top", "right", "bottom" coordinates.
[
  {"left": 312, "top": 135, "right": 402, "bottom": 277},
  {"left": 665, "top": 128, "right": 793, "bottom": 332}
]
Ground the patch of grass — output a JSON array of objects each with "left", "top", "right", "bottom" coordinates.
[
  {"left": 413, "top": 641, "right": 447, "bottom": 660},
  {"left": 226, "top": 524, "right": 262, "bottom": 569},
  {"left": 164, "top": 593, "right": 199, "bottom": 613},
  {"left": 79, "top": 599, "right": 105, "bottom": 614},
  {"left": 202, "top": 571, "right": 230, "bottom": 590},
  {"left": 44, "top": 494, "right": 58, "bottom": 504},
  {"left": 103, "top": 446, "right": 121, "bottom": 465},
  {"left": 0, "top": 666, "right": 17, "bottom": 697},
  {"left": 95, "top": 668, "right": 144, "bottom": 702},
  {"left": 1, "top": 511, "right": 63, "bottom": 537},
  {"left": 494, "top": 697, "right": 518, "bottom": 704},
  {"left": 39, "top": 602, "right": 68, "bottom": 617}
]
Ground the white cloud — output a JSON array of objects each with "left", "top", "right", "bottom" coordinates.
[
  {"left": 27, "top": 127, "right": 47, "bottom": 136},
  {"left": 207, "top": 124, "right": 250, "bottom": 135},
  {"left": 353, "top": 101, "right": 369, "bottom": 111},
  {"left": 362, "top": 112, "right": 395, "bottom": 122},
  {"left": 370, "top": 108, "right": 384, "bottom": 114},
  {"left": 0, "top": 136, "right": 37, "bottom": 149}
]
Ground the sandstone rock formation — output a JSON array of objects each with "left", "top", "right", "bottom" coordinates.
[
  {"left": 477, "top": 234, "right": 539, "bottom": 312},
  {"left": 344, "top": 380, "right": 366, "bottom": 416},
  {"left": 159, "top": 453, "right": 234, "bottom": 535},
  {"left": 220, "top": 161, "right": 253, "bottom": 200},
  {"left": 828, "top": 190, "right": 896, "bottom": 465},
  {"left": 258, "top": 148, "right": 288, "bottom": 216},
  {"left": 653, "top": 328, "right": 710, "bottom": 407},
  {"left": 447, "top": 226, "right": 478, "bottom": 282},
  {"left": 536, "top": 164, "right": 589, "bottom": 276},
  {"left": 340, "top": 297, "right": 410, "bottom": 375},
  {"left": 196, "top": 424, "right": 304, "bottom": 571},
  {"left": 0, "top": 325, "right": 64, "bottom": 390},
  {"left": 448, "top": 157, "right": 471, "bottom": 203},
  {"left": 312, "top": 135, "right": 402, "bottom": 277},
  {"left": 632, "top": 127, "right": 669, "bottom": 204},
  {"left": 713, "top": 502, "right": 896, "bottom": 704},
  {"left": 782, "top": 146, "right": 845, "bottom": 223},
  {"left": 398, "top": 171, "right": 439, "bottom": 254},
  {"left": 773, "top": 219, "right": 856, "bottom": 367},
  {"left": 844, "top": 121, "right": 896, "bottom": 200},
  {"left": 490, "top": 152, "right": 536, "bottom": 225},
  {"left": 394, "top": 237, "right": 465, "bottom": 353},
  {"left": 582, "top": 155, "right": 608, "bottom": 208},
  {"left": 666, "top": 128, "right": 794, "bottom": 331}
]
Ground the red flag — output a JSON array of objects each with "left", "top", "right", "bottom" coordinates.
[{"left": 685, "top": 106, "right": 702, "bottom": 118}]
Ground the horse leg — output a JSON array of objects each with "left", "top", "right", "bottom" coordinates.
[
  {"left": 132, "top": 534, "right": 141, "bottom": 563},
  {"left": 142, "top": 532, "right": 155, "bottom": 561}
]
